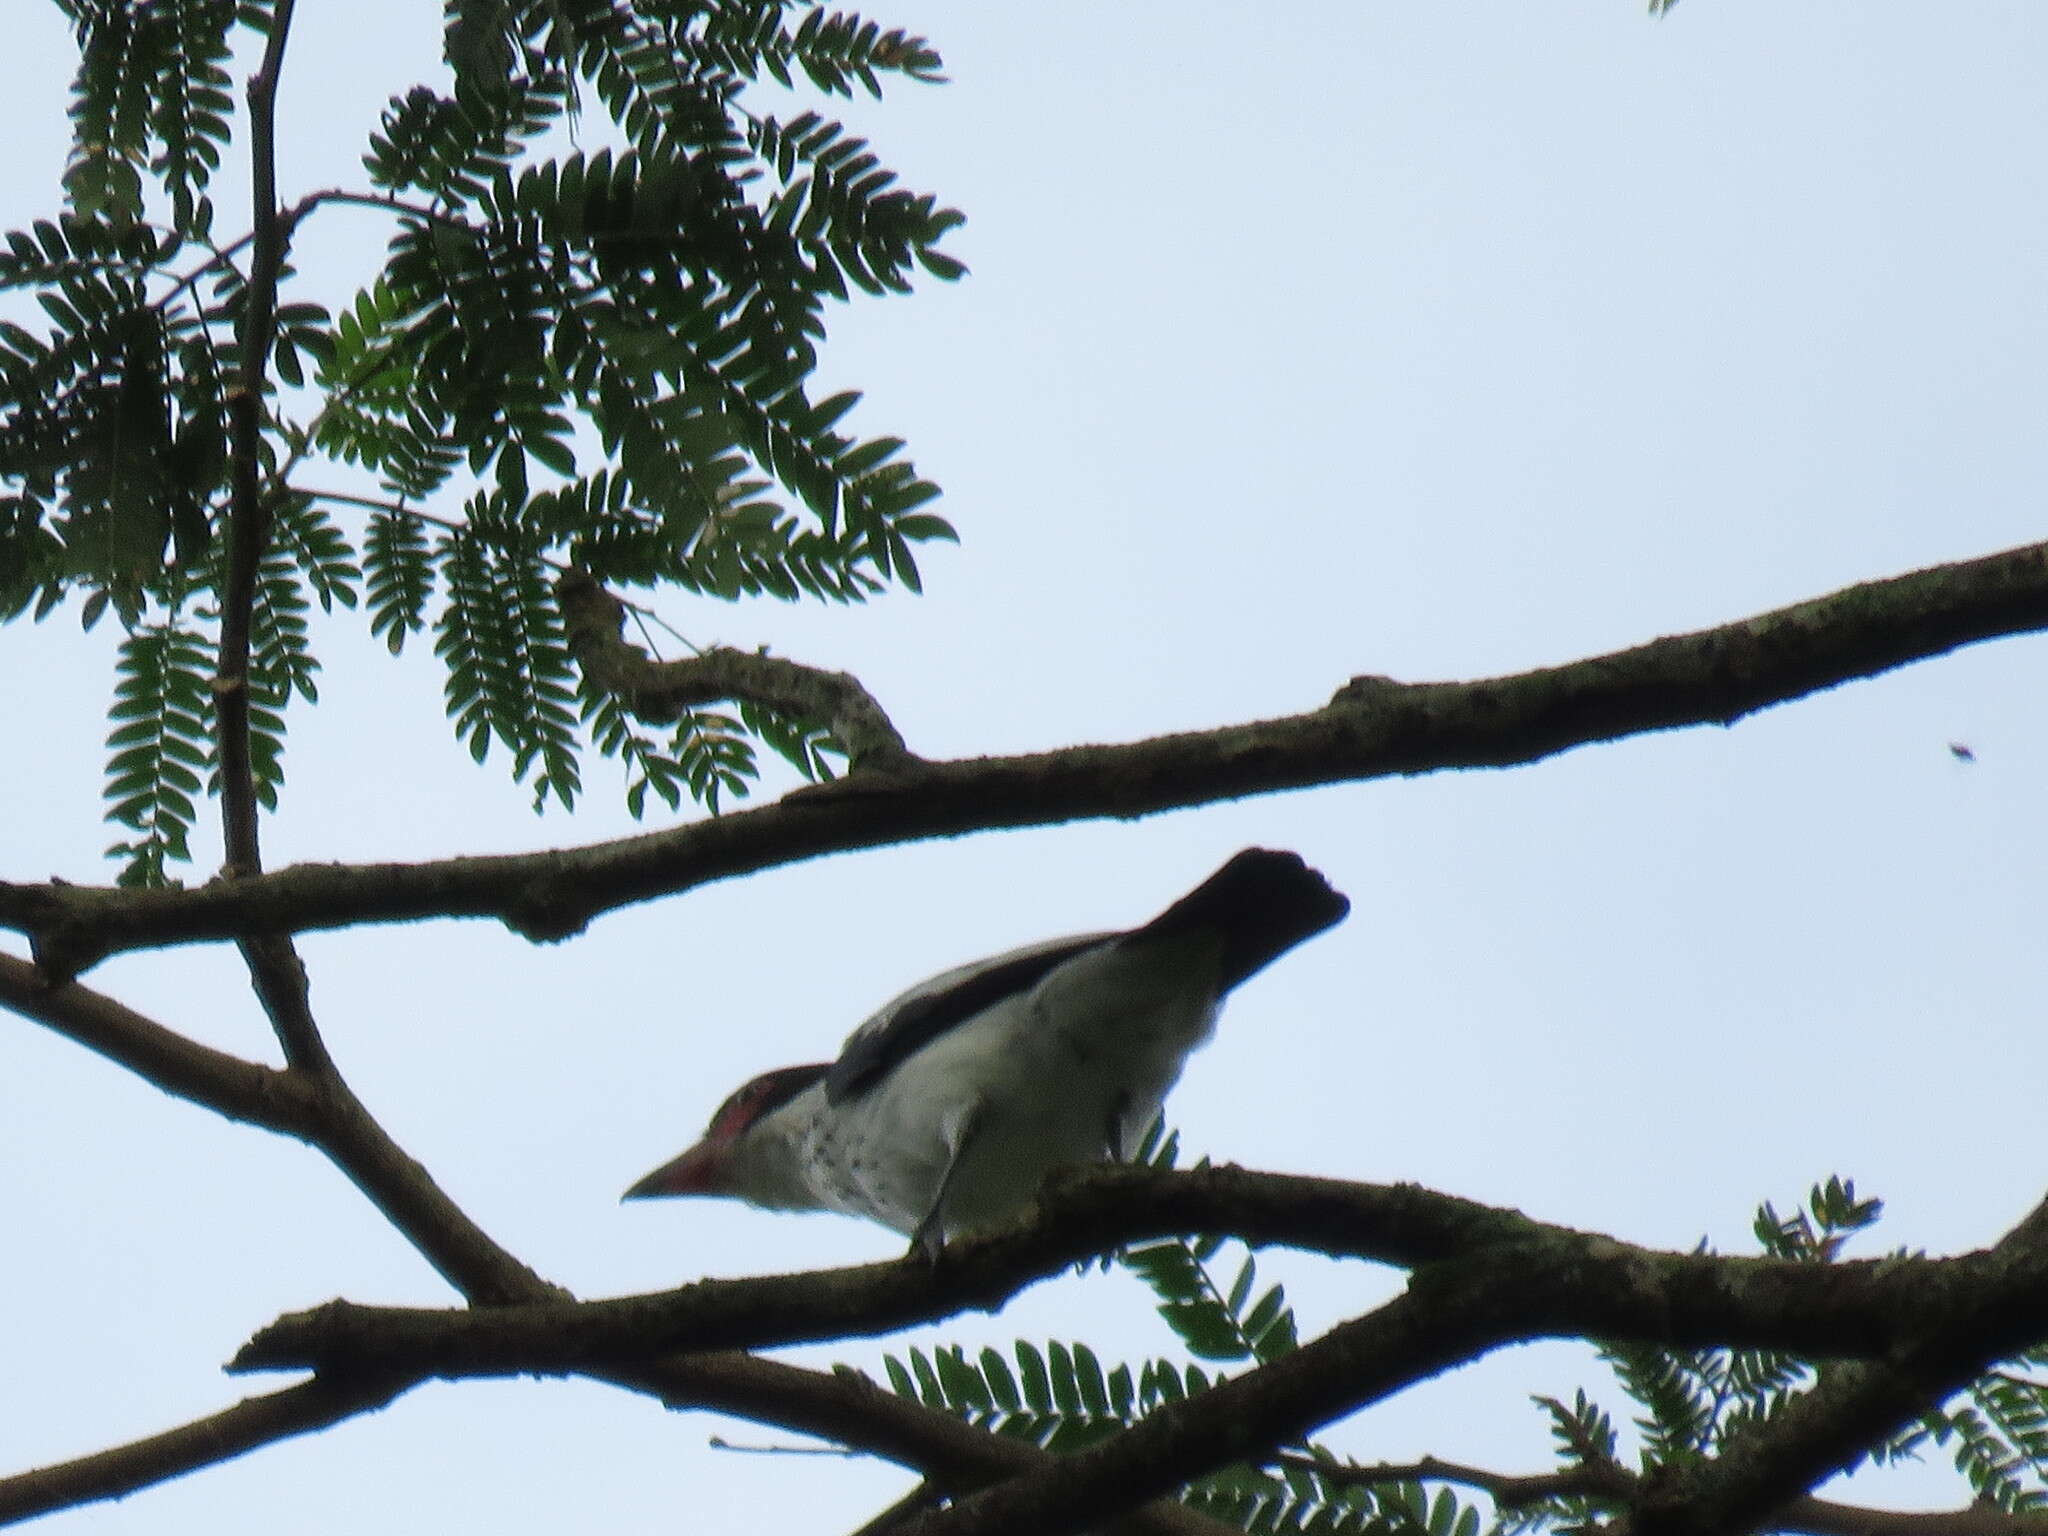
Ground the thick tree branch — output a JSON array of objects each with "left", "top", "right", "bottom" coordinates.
[
  {"left": 226, "top": 1166, "right": 2030, "bottom": 1378},
  {"left": 12, "top": 941, "right": 2038, "bottom": 1536},
  {"left": 220, "top": 1173, "right": 2048, "bottom": 1536},
  {"left": 16, "top": 975, "right": 2042, "bottom": 1536},
  {"left": 0, "top": 1375, "right": 412, "bottom": 1527},
  {"left": 557, "top": 570, "right": 919, "bottom": 769},
  {"left": 7, "top": 539, "right": 2045, "bottom": 974}
]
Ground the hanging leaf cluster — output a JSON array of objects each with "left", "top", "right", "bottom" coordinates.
[{"left": 3, "top": 0, "right": 963, "bottom": 881}]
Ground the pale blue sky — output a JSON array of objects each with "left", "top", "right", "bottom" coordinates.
[{"left": 3, "top": 3, "right": 2046, "bottom": 1531}]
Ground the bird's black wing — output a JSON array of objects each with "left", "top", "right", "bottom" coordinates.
[
  {"left": 824, "top": 934, "right": 1110, "bottom": 1105},
  {"left": 824, "top": 849, "right": 1347, "bottom": 1106}
]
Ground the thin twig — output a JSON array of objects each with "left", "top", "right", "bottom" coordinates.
[
  {"left": 214, "top": 0, "right": 298, "bottom": 881},
  {"left": 150, "top": 225, "right": 254, "bottom": 313},
  {"left": 626, "top": 602, "right": 704, "bottom": 657},
  {"left": 706, "top": 1434, "right": 861, "bottom": 1457},
  {"left": 204, "top": 0, "right": 342, "bottom": 1075},
  {"left": 146, "top": 184, "right": 397, "bottom": 318},
  {"left": 292, "top": 488, "right": 706, "bottom": 654}
]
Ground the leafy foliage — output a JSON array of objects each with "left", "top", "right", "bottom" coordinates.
[
  {"left": 431, "top": 514, "right": 583, "bottom": 810},
  {"left": 1119, "top": 1122, "right": 1300, "bottom": 1367},
  {"left": 4, "top": 0, "right": 964, "bottom": 881},
  {"left": 739, "top": 696, "right": 845, "bottom": 785},
  {"left": 52, "top": 0, "right": 242, "bottom": 230},
  {"left": 1878, "top": 1339, "right": 2048, "bottom": 1515}
]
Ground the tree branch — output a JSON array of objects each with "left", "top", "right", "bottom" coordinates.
[
  {"left": 1273, "top": 1451, "right": 1638, "bottom": 1507},
  {"left": 8, "top": 539, "right": 2046, "bottom": 973},
  {"left": 214, "top": 0, "right": 296, "bottom": 883},
  {"left": 0, "top": 1374, "right": 412, "bottom": 1527},
  {"left": 302, "top": 1065, "right": 568, "bottom": 1307},
  {"left": 219, "top": 1172, "right": 2048, "bottom": 1536},
  {"left": 0, "top": 951, "right": 319, "bottom": 1133},
  {"left": 0, "top": 949, "right": 554, "bottom": 1305},
  {"left": 848, "top": 1482, "right": 948, "bottom": 1535},
  {"left": 16, "top": 968, "right": 2036, "bottom": 1536},
  {"left": 196, "top": 0, "right": 340, "bottom": 1079},
  {"left": 1283, "top": 1452, "right": 2048, "bottom": 1536},
  {"left": 238, "top": 932, "right": 336, "bottom": 1074},
  {"left": 227, "top": 1165, "right": 2024, "bottom": 1379},
  {"left": 557, "top": 570, "right": 919, "bottom": 769}
]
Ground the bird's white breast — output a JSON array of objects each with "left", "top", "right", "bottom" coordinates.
[{"left": 800, "top": 931, "right": 1225, "bottom": 1238}]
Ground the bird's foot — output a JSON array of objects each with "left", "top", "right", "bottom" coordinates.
[{"left": 907, "top": 1214, "right": 950, "bottom": 1264}]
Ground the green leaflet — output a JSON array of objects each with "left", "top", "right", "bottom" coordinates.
[
  {"left": 104, "top": 623, "right": 213, "bottom": 887},
  {"left": 432, "top": 518, "right": 581, "bottom": 811}
]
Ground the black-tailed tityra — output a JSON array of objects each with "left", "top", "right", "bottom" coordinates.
[{"left": 623, "top": 848, "right": 1348, "bottom": 1252}]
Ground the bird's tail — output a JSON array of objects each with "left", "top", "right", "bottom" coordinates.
[{"left": 1130, "top": 848, "right": 1349, "bottom": 991}]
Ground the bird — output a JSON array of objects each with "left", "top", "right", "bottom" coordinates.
[{"left": 622, "top": 847, "right": 1349, "bottom": 1255}]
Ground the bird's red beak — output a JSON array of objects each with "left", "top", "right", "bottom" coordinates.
[{"left": 621, "top": 1137, "right": 727, "bottom": 1200}]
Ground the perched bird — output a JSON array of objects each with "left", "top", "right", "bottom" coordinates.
[{"left": 624, "top": 848, "right": 1349, "bottom": 1253}]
